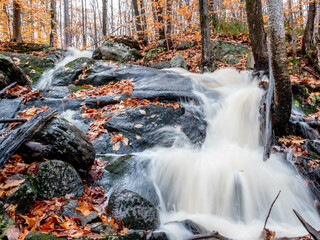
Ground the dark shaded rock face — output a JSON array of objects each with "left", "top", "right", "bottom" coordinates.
[
  {"left": 0, "top": 52, "right": 55, "bottom": 83},
  {"left": 146, "top": 231, "right": 169, "bottom": 240},
  {"left": 36, "top": 160, "right": 84, "bottom": 198},
  {"left": 0, "top": 99, "right": 21, "bottom": 130},
  {"left": 31, "top": 117, "right": 95, "bottom": 171},
  {"left": 0, "top": 54, "right": 29, "bottom": 86},
  {"left": 107, "top": 189, "right": 160, "bottom": 230},
  {"left": 149, "top": 61, "right": 171, "bottom": 69},
  {"left": 101, "top": 105, "right": 206, "bottom": 153},
  {"left": 6, "top": 175, "right": 37, "bottom": 214},
  {"left": 51, "top": 57, "right": 95, "bottom": 86},
  {"left": 0, "top": 70, "right": 10, "bottom": 89},
  {"left": 61, "top": 199, "right": 83, "bottom": 218},
  {"left": 25, "top": 232, "right": 68, "bottom": 240},
  {"left": 124, "top": 230, "right": 146, "bottom": 240}
]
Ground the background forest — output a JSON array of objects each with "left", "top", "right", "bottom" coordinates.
[{"left": 0, "top": 0, "right": 317, "bottom": 50}]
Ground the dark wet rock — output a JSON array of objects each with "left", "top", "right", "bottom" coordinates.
[
  {"left": 149, "top": 61, "right": 171, "bottom": 69},
  {"left": 30, "top": 117, "right": 95, "bottom": 171},
  {"left": 81, "top": 211, "right": 102, "bottom": 226},
  {"left": 61, "top": 199, "right": 83, "bottom": 218},
  {"left": 211, "top": 40, "right": 250, "bottom": 65},
  {"left": 100, "top": 154, "right": 159, "bottom": 206},
  {"left": 90, "top": 222, "right": 116, "bottom": 235},
  {"left": 170, "top": 54, "right": 188, "bottom": 69},
  {"left": 25, "top": 232, "right": 68, "bottom": 240},
  {"left": 93, "top": 41, "right": 142, "bottom": 62},
  {"left": 306, "top": 140, "right": 320, "bottom": 159},
  {"left": 123, "top": 230, "right": 146, "bottom": 240},
  {"left": 0, "top": 70, "right": 10, "bottom": 89},
  {"left": 3, "top": 42, "right": 51, "bottom": 53},
  {"left": 178, "top": 219, "right": 209, "bottom": 235},
  {"left": 113, "top": 36, "right": 141, "bottom": 50},
  {"left": 36, "top": 160, "right": 84, "bottom": 198},
  {"left": 176, "top": 41, "right": 196, "bottom": 50},
  {"left": 0, "top": 52, "right": 55, "bottom": 83},
  {"left": 107, "top": 189, "right": 160, "bottom": 230},
  {"left": 145, "top": 49, "right": 162, "bottom": 63},
  {"left": 103, "top": 105, "right": 206, "bottom": 151},
  {"left": 44, "top": 50, "right": 66, "bottom": 63},
  {"left": 51, "top": 57, "right": 95, "bottom": 86},
  {"left": 99, "top": 235, "right": 124, "bottom": 240},
  {"left": 5, "top": 175, "right": 37, "bottom": 214},
  {"left": 23, "top": 98, "right": 82, "bottom": 112},
  {"left": 0, "top": 54, "right": 30, "bottom": 86},
  {"left": 290, "top": 120, "right": 320, "bottom": 140},
  {"left": 0, "top": 99, "right": 21, "bottom": 130},
  {"left": 77, "top": 62, "right": 197, "bottom": 102},
  {"left": 146, "top": 231, "right": 169, "bottom": 240},
  {"left": 292, "top": 82, "right": 319, "bottom": 115}
]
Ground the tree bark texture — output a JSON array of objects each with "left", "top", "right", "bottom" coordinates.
[
  {"left": 64, "top": 0, "right": 70, "bottom": 47},
  {"left": 288, "top": 0, "right": 296, "bottom": 54},
  {"left": 132, "top": 0, "right": 143, "bottom": 40},
  {"left": 12, "top": 0, "right": 22, "bottom": 42},
  {"left": 102, "top": 0, "right": 107, "bottom": 36},
  {"left": 302, "top": 1, "right": 316, "bottom": 56},
  {"left": 156, "top": 0, "right": 165, "bottom": 40},
  {"left": 82, "top": 0, "right": 87, "bottom": 48},
  {"left": 166, "top": 0, "right": 173, "bottom": 49},
  {"left": 266, "top": 0, "right": 292, "bottom": 136},
  {"left": 199, "top": 0, "right": 215, "bottom": 71},
  {"left": 246, "top": 0, "right": 268, "bottom": 71},
  {"left": 50, "top": 0, "right": 56, "bottom": 47}
]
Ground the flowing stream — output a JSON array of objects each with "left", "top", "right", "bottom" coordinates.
[
  {"left": 146, "top": 68, "right": 320, "bottom": 239},
  {"left": 36, "top": 48, "right": 92, "bottom": 89}
]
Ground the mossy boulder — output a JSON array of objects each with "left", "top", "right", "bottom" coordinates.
[
  {"left": 25, "top": 232, "right": 68, "bottom": 240},
  {"left": 0, "top": 52, "right": 55, "bottom": 83},
  {"left": 107, "top": 189, "right": 160, "bottom": 230},
  {"left": 5, "top": 175, "right": 37, "bottom": 214},
  {"left": 36, "top": 160, "right": 84, "bottom": 198},
  {"left": 211, "top": 40, "right": 250, "bottom": 65},
  {"left": 145, "top": 49, "right": 162, "bottom": 63},
  {"left": 3, "top": 42, "right": 51, "bottom": 53},
  {"left": 52, "top": 57, "right": 95, "bottom": 86},
  {"left": 170, "top": 54, "right": 188, "bottom": 69},
  {"left": 30, "top": 117, "right": 95, "bottom": 172},
  {"left": 0, "top": 54, "right": 30, "bottom": 86},
  {"left": 113, "top": 36, "right": 141, "bottom": 50}
]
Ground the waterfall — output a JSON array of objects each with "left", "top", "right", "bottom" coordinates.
[
  {"left": 36, "top": 48, "right": 92, "bottom": 90},
  {"left": 149, "top": 68, "right": 320, "bottom": 239}
]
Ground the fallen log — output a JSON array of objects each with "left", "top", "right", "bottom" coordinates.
[
  {"left": 185, "top": 231, "right": 231, "bottom": 240},
  {"left": 0, "top": 109, "right": 57, "bottom": 168},
  {"left": 0, "top": 82, "right": 17, "bottom": 98},
  {"left": 0, "top": 118, "right": 27, "bottom": 123}
]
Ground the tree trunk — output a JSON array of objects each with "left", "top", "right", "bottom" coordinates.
[
  {"left": 302, "top": 1, "right": 316, "bottom": 56},
  {"left": 132, "top": 0, "right": 143, "bottom": 40},
  {"left": 266, "top": 0, "right": 292, "bottom": 136},
  {"left": 50, "top": 0, "right": 56, "bottom": 47},
  {"left": 12, "top": 0, "right": 22, "bottom": 42},
  {"left": 93, "top": 2, "right": 98, "bottom": 48},
  {"left": 166, "top": 0, "right": 173, "bottom": 49},
  {"left": 288, "top": 0, "right": 296, "bottom": 54},
  {"left": 211, "top": 0, "right": 218, "bottom": 28},
  {"left": 82, "top": 0, "right": 87, "bottom": 48},
  {"left": 246, "top": 0, "right": 268, "bottom": 71},
  {"left": 199, "top": 0, "right": 215, "bottom": 71},
  {"left": 140, "top": 0, "right": 148, "bottom": 42},
  {"left": 102, "top": 0, "right": 107, "bottom": 36},
  {"left": 111, "top": 0, "right": 114, "bottom": 33},
  {"left": 64, "top": 0, "right": 70, "bottom": 48},
  {"left": 156, "top": 0, "right": 165, "bottom": 40}
]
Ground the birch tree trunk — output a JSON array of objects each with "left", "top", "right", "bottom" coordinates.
[
  {"left": 50, "top": 0, "right": 56, "bottom": 47},
  {"left": 102, "top": 0, "right": 107, "bottom": 36},
  {"left": 288, "top": 0, "right": 296, "bottom": 54},
  {"left": 302, "top": 1, "right": 316, "bottom": 56},
  {"left": 199, "top": 0, "right": 215, "bottom": 71},
  {"left": 81, "top": 0, "right": 87, "bottom": 48},
  {"left": 64, "top": 0, "right": 70, "bottom": 48},
  {"left": 246, "top": 0, "right": 268, "bottom": 71},
  {"left": 266, "top": 0, "right": 292, "bottom": 136},
  {"left": 12, "top": 0, "right": 22, "bottom": 42}
]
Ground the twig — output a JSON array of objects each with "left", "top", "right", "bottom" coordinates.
[
  {"left": 293, "top": 209, "right": 320, "bottom": 240},
  {"left": 0, "top": 82, "right": 17, "bottom": 97},
  {"left": 302, "top": 67, "right": 320, "bottom": 79},
  {"left": 185, "top": 231, "right": 231, "bottom": 240},
  {"left": 264, "top": 191, "right": 281, "bottom": 230},
  {"left": 0, "top": 118, "right": 27, "bottom": 123}
]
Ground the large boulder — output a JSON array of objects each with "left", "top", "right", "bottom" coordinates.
[
  {"left": 176, "top": 41, "right": 196, "bottom": 50},
  {"left": 5, "top": 175, "right": 37, "bottom": 213},
  {"left": 170, "top": 54, "right": 188, "bottom": 69},
  {"left": 211, "top": 40, "right": 250, "bottom": 65},
  {"left": 0, "top": 52, "right": 55, "bottom": 83},
  {"left": 149, "top": 61, "right": 171, "bottom": 69},
  {"left": 0, "top": 70, "right": 10, "bottom": 89},
  {"left": 0, "top": 99, "right": 21, "bottom": 130},
  {"left": 36, "top": 160, "right": 84, "bottom": 198},
  {"left": 93, "top": 41, "right": 142, "bottom": 62},
  {"left": 107, "top": 189, "right": 160, "bottom": 230},
  {"left": 51, "top": 57, "right": 95, "bottom": 86},
  {"left": 0, "top": 54, "right": 30, "bottom": 86},
  {"left": 29, "top": 117, "right": 95, "bottom": 171},
  {"left": 2, "top": 42, "right": 51, "bottom": 53},
  {"left": 113, "top": 36, "right": 141, "bottom": 50}
]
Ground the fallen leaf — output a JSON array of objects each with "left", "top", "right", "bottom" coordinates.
[
  {"left": 139, "top": 109, "right": 146, "bottom": 115},
  {"left": 134, "top": 124, "right": 143, "bottom": 128},
  {"left": 112, "top": 142, "right": 121, "bottom": 151}
]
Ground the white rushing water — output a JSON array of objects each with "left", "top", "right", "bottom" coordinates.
[
  {"left": 36, "top": 48, "right": 92, "bottom": 90},
  {"left": 149, "top": 68, "right": 320, "bottom": 239}
]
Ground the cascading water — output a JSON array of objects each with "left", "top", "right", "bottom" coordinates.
[
  {"left": 148, "top": 68, "right": 320, "bottom": 239},
  {"left": 36, "top": 48, "right": 92, "bottom": 90}
]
